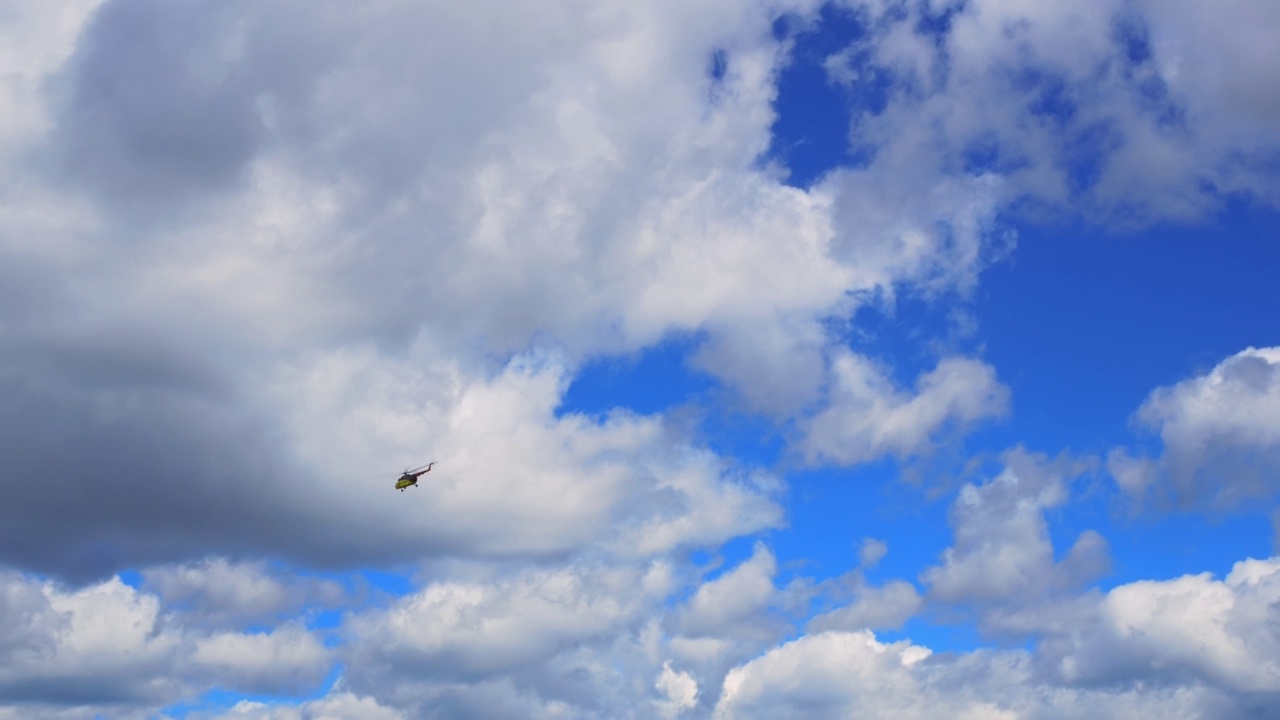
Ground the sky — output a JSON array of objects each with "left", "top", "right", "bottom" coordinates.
[{"left": 1, "top": 0, "right": 1279, "bottom": 718}]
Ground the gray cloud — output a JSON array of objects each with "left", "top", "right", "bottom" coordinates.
[{"left": 919, "top": 448, "right": 1111, "bottom": 643}]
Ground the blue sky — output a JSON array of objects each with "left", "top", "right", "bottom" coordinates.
[{"left": 2, "top": 1, "right": 1280, "bottom": 718}]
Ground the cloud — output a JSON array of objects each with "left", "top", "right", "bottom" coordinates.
[
  {"left": 0, "top": 573, "right": 184, "bottom": 707},
  {"left": 1133, "top": 0, "right": 1280, "bottom": 150},
  {"left": 859, "top": 537, "right": 888, "bottom": 568},
  {"left": 919, "top": 448, "right": 1110, "bottom": 641},
  {"left": 806, "top": 580, "right": 921, "bottom": 633},
  {"left": 141, "top": 558, "right": 345, "bottom": 630},
  {"left": 830, "top": 0, "right": 1280, "bottom": 224},
  {"left": 0, "top": 0, "right": 103, "bottom": 155},
  {"left": 1111, "top": 346, "right": 1280, "bottom": 509},
  {"left": 0, "top": 570, "right": 330, "bottom": 714},
  {"left": 655, "top": 661, "right": 699, "bottom": 718},
  {"left": 0, "top": 343, "right": 783, "bottom": 579},
  {"left": 192, "top": 626, "right": 330, "bottom": 696},
  {"left": 802, "top": 352, "right": 1009, "bottom": 466},
  {"left": 208, "top": 693, "right": 405, "bottom": 720},
  {"left": 332, "top": 545, "right": 794, "bottom": 717},
  {"left": 343, "top": 563, "right": 654, "bottom": 686},
  {"left": 0, "top": 0, "right": 1277, "bottom": 717},
  {"left": 676, "top": 543, "right": 778, "bottom": 639},
  {"left": 715, "top": 630, "right": 937, "bottom": 719},
  {"left": 713, "top": 626, "right": 1261, "bottom": 719},
  {"left": 1041, "top": 557, "right": 1280, "bottom": 694},
  {"left": 0, "top": 0, "right": 976, "bottom": 582}
]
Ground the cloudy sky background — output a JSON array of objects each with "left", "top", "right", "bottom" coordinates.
[{"left": 1, "top": 0, "right": 1278, "bottom": 717}]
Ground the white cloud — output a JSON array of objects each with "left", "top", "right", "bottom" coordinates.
[
  {"left": 715, "top": 630, "right": 936, "bottom": 719},
  {"left": 0, "top": 570, "right": 330, "bottom": 713},
  {"left": 142, "top": 558, "right": 344, "bottom": 630},
  {"left": 803, "top": 351, "right": 1009, "bottom": 466},
  {"left": 1043, "top": 557, "right": 1280, "bottom": 694},
  {"left": 343, "top": 563, "right": 652, "bottom": 683},
  {"left": 269, "top": 350, "right": 784, "bottom": 563},
  {"left": 0, "top": 0, "right": 964, "bottom": 580},
  {"left": 0, "top": 0, "right": 1277, "bottom": 717},
  {"left": 210, "top": 693, "right": 405, "bottom": 720},
  {"left": 192, "top": 625, "right": 330, "bottom": 695},
  {"left": 0, "top": 574, "right": 182, "bottom": 706},
  {"left": 1113, "top": 347, "right": 1280, "bottom": 509},
  {"left": 836, "top": 0, "right": 1280, "bottom": 225},
  {"left": 714, "top": 627, "right": 1252, "bottom": 719},
  {"left": 655, "top": 661, "right": 699, "bottom": 718}
]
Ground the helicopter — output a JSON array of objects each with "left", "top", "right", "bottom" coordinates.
[{"left": 395, "top": 462, "right": 435, "bottom": 491}]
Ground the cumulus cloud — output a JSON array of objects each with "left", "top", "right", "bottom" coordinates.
[
  {"left": 1110, "top": 347, "right": 1280, "bottom": 509},
  {"left": 676, "top": 543, "right": 779, "bottom": 639},
  {"left": 0, "top": 571, "right": 330, "bottom": 715},
  {"left": 0, "top": 0, "right": 974, "bottom": 582},
  {"left": 716, "top": 631, "right": 934, "bottom": 719},
  {"left": 208, "top": 693, "right": 405, "bottom": 720},
  {"left": 713, "top": 627, "right": 1261, "bottom": 720},
  {"left": 335, "top": 561, "right": 658, "bottom": 715},
  {"left": 825, "top": 0, "right": 1280, "bottom": 224},
  {"left": 142, "top": 558, "right": 345, "bottom": 630},
  {"left": 803, "top": 351, "right": 1009, "bottom": 466},
  {"left": 655, "top": 661, "right": 699, "bottom": 718},
  {"left": 919, "top": 448, "right": 1111, "bottom": 642},
  {"left": 1, "top": 0, "right": 1278, "bottom": 717},
  {"left": 332, "top": 544, "right": 796, "bottom": 717},
  {"left": 1042, "top": 557, "right": 1280, "bottom": 694},
  {"left": 806, "top": 580, "right": 921, "bottom": 633}
]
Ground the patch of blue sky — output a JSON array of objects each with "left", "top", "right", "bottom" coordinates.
[
  {"left": 116, "top": 568, "right": 142, "bottom": 589},
  {"left": 842, "top": 289, "right": 979, "bottom": 385},
  {"left": 1018, "top": 68, "right": 1078, "bottom": 126},
  {"left": 691, "top": 535, "right": 763, "bottom": 585},
  {"left": 772, "top": 461, "right": 953, "bottom": 583},
  {"left": 962, "top": 133, "right": 1032, "bottom": 176},
  {"left": 707, "top": 47, "right": 728, "bottom": 84},
  {"left": 883, "top": 617, "right": 991, "bottom": 654},
  {"left": 330, "top": 565, "right": 415, "bottom": 598},
  {"left": 967, "top": 206, "right": 1278, "bottom": 598},
  {"left": 306, "top": 608, "right": 345, "bottom": 635},
  {"left": 558, "top": 332, "right": 714, "bottom": 420},
  {"left": 973, "top": 203, "right": 1280, "bottom": 457},
  {"left": 1106, "top": 512, "right": 1275, "bottom": 585},
  {"left": 765, "top": 3, "right": 888, "bottom": 187}
]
